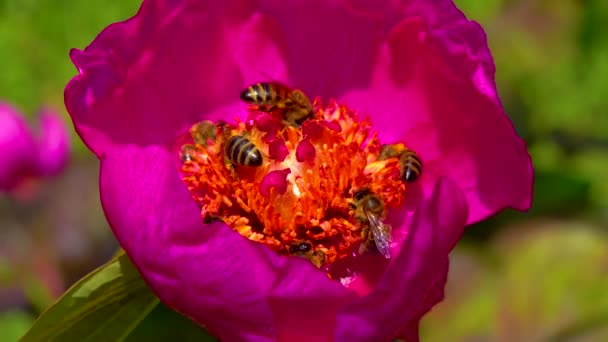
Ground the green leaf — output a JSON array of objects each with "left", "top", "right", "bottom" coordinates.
[
  {"left": 126, "top": 303, "right": 217, "bottom": 342},
  {"left": 21, "top": 253, "right": 159, "bottom": 342}
]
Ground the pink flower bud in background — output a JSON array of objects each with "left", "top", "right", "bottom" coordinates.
[
  {"left": 35, "top": 108, "right": 71, "bottom": 178},
  {"left": 0, "top": 103, "right": 70, "bottom": 193}
]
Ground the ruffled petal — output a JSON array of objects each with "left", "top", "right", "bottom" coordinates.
[
  {"left": 0, "top": 103, "right": 36, "bottom": 191},
  {"left": 256, "top": 0, "right": 386, "bottom": 98},
  {"left": 340, "top": 14, "right": 533, "bottom": 224},
  {"left": 65, "top": 0, "right": 288, "bottom": 157},
  {"left": 99, "top": 145, "right": 354, "bottom": 340},
  {"left": 396, "top": 259, "right": 449, "bottom": 342},
  {"left": 35, "top": 109, "right": 70, "bottom": 177},
  {"left": 335, "top": 177, "right": 467, "bottom": 341}
]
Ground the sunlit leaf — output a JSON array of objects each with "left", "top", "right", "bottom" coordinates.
[{"left": 21, "top": 253, "right": 159, "bottom": 342}]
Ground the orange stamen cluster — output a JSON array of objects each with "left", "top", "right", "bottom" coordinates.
[{"left": 179, "top": 99, "right": 409, "bottom": 267}]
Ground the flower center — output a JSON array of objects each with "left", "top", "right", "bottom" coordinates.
[{"left": 178, "top": 86, "right": 421, "bottom": 275}]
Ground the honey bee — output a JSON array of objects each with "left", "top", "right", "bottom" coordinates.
[
  {"left": 190, "top": 120, "right": 217, "bottom": 146},
  {"left": 289, "top": 240, "right": 313, "bottom": 254},
  {"left": 378, "top": 144, "right": 422, "bottom": 183},
  {"left": 240, "top": 82, "right": 313, "bottom": 126},
  {"left": 351, "top": 188, "right": 392, "bottom": 259},
  {"left": 288, "top": 240, "right": 326, "bottom": 268},
  {"left": 180, "top": 144, "right": 198, "bottom": 162},
  {"left": 224, "top": 135, "right": 263, "bottom": 167}
]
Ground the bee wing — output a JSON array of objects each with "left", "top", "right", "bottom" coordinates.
[{"left": 365, "top": 212, "right": 392, "bottom": 259}]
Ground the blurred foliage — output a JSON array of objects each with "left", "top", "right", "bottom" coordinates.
[
  {"left": 0, "top": 0, "right": 607, "bottom": 341},
  {"left": 456, "top": 0, "right": 608, "bottom": 216},
  {"left": 0, "top": 311, "right": 34, "bottom": 342},
  {"left": 422, "top": 221, "right": 608, "bottom": 341}
]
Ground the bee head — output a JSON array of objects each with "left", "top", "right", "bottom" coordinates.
[
  {"left": 289, "top": 241, "right": 312, "bottom": 254},
  {"left": 353, "top": 188, "right": 372, "bottom": 202},
  {"left": 290, "top": 89, "right": 310, "bottom": 106}
]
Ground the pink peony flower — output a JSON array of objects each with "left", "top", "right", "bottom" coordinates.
[
  {"left": 0, "top": 103, "right": 70, "bottom": 193},
  {"left": 64, "top": 0, "right": 532, "bottom": 340}
]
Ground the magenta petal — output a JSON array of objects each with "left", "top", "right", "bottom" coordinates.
[
  {"left": 397, "top": 259, "right": 449, "bottom": 342},
  {"left": 301, "top": 121, "right": 324, "bottom": 139},
  {"left": 35, "top": 109, "right": 70, "bottom": 177},
  {"left": 259, "top": 168, "right": 291, "bottom": 197},
  {"left": 268, "top": 139, "right": 289, "bottom": 162},
  {"left": 0, "top": 103, "right": 36, "bottom": 191},
  {"left": 335, "top": 177, "right": 467, "bottom": 341},
  {"left": 100, "top": 146, "right": 353, "bottom": 340},
  {"left": 340, "top": 14, "right": 533, "bottom": 224},
  {"left": 65, "top": 0, "right": 289, "bottom": 157},
  {"left": 257, "top": 0, "right": 387, "bottom": 98},
  {"left": 296, "top": 139, "right": 315, "bottom": 162}
]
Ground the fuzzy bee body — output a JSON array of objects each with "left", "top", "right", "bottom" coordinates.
[
  {"left": 180, "top": 144, "right": 198, "bottom": 162},
  {"left": 288, "top": 240, "right": 326, "bottom": 268},
  {"left": 399, "top": 150, "right": 422, "bottom": 183},
  {"left": 378, "top": 144, "right": 422, "bottom": 183},
  {"left": 241, "top": 82, "right": 290, "bottom": 107},
  {"left": 225, "top": 135, "right": 263, "bottom": 167},
  {"left": 240, "top": 82, "right": 313, "bottom": 125},
  {"left": 351, "top": 188, "right": 392, "bottom": 259},
  {"left": 190, "top": 120, "right": 217, "bottom": 146}
]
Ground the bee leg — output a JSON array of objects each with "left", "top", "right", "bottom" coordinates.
[
  {"left": 285, "top": 108, "right": 313, "bottom": 128},
  {"left": 358, "top": 226, "right": 371, "bottom": 255},
  {"left": 293, "top": 110, "right": 314, "bottom": 127},
  {"left": 290, "top": 247, "right": 326, "bottom": 268},
  {"left": 358, "top": 240, "right": 370, "bottom": 256},
  {"left": 223, "top": 156, "right": 239, "bottom": 179},
  {"left": 280, "top": 119, "right": 300, "bottom": 129},
  {"left": 309, "top": 250, "right": 326, "bottom": 268}
]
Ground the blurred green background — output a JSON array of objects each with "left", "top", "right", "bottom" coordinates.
[{"left": 0, "top": 0, "right": 606, "bottom": 341}]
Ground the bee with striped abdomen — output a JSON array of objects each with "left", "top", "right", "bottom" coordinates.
[
  {"left": 224, "top": 135, "right": 264, "bottom": 168},
  {"left": 398, "top": 149, "right": 423, "bottom": 183},
  {"left": 240, "top": 82, "right": 313, "bottom": 126},
  {"left": 350, "top": 188, "right": 392, "bottom": 259},
  {"left": 378, "top": 144, "right": 422, "bottom": 183}
]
